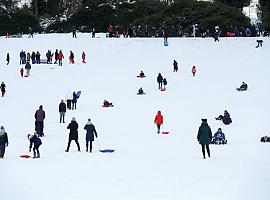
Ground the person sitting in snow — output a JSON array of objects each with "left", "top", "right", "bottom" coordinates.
[
  {"left": 103, "top": 100, "right": 113, "bottom": 107},
  {"left": 256, "top": 40, "right": 263, "bottom": 48},
  {"left": 237, "top": 82, "right": 248, "bottom": 91},
  {"left": 28, "top": 132, "right": 42, "bottom": 158},
  {"left": 212, "top": 128, "right": 227, "bottom": 144},
  {"left": 137, "top": 87, "right": 145, "bottom": 95},
  {"left": 163, "top": 78, "right": 167, "bottom": 89},
  {"left": 260, "top": 136, "right": 270, "bottom": 142},
  {"left": 138, "top": 70, "right": 145, "bottom": 78},
  {"left": 215, "top": 110, "right": 232, "bottom": 125}
]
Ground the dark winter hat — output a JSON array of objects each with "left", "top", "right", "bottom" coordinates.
[
  {"left": 201, "top": 118, "right": 207, "bottom": 122},
  {"left": 218, "top": 128, "right": 222, "bottom": 131},
  {"left": 39, "top": 105, "right": 43, "bottom": 109},
  {"left": 0, "top": 126, "right": 4, "bottom": 129}
]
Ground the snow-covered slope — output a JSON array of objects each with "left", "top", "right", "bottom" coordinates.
[{"left": 0, "top": 33, "right": 269, "bottom": 200}]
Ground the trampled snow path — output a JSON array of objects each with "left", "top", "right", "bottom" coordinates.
[{"left": 0, "top": 33, "right": 269, "bottom": 200}]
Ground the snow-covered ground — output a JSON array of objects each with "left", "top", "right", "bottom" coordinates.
[{"left": 0, "top": 33, "right": 269, "bottom": 200}]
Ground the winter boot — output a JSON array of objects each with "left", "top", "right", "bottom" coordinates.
[
  {"left": 37, "top": 152, "right": 40, "bottom": 158},
  {"left": 33, "top": 152, "right": 37, "bottom": 158}
]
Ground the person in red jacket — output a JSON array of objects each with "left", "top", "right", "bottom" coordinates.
[
  {"left": 192, "top": 66, "right": 196, "bottom": 77},
  {"left": 154, "top": 110, "right": 163, "bottom": 134},
  {"left": 20, "top": 68, "right": 24, "bottom": 77},
  {"left": 108, "top": 25, "right": 113, "bottom": 37},
  {"left": 58, "top": 50, "right": 64, "bottom": 66},
  {"left": 82, "top": 52, "right": 86, "bottom": 63}
]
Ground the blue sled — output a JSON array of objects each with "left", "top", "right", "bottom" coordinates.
[
  {"left": 99, "top": 149, "right": 115, "bottom": 153},
  {"left": 164, "top": 41, "right": 169, "bottom": 46},
  {"left": 76, "top": 91, "right": 82, "bottom": 98}
]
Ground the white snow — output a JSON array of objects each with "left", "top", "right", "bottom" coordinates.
[{"left": 0, "top": 33, "right": 269, "bottom": 200}]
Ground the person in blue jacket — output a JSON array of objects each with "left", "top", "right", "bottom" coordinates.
[
  {"left": 212, "top": 128, "right": 227, "bottom": 144},
  {"left": 0, "top": 126, "right": 9, "bottom": 158},
  {"left": 84, "top": 119, "right": 98, "bottom": 153},
  {"left": 28, "top": 133, "right": 42, "bottom": 158}
]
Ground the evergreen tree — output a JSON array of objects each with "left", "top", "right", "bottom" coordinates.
[
  {"left": 215, "top": 0, "right": 251, "bottom": 11},
  {"left": 258, "top": 0, "right": 270, "bottom": 29}
]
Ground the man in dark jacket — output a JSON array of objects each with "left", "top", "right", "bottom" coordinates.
[
  {"left": 0, "top": 126, "right": 9, "bottom": 158},
  {"left": 157, "top": 73, "right": 163, "bottom": 89},
  {"left": 59, "top": 100, "right": 66, "bottom": 123},
  {"left": 36, "top": 51, "right": 41, "bottom": 64},
  {"left": 66, "top": 117, "right": 80, "bottom": 152},
  {"left": 84, "top": 119, "right": 98, "bottom": 153},
  {"left": 197, "top": 118, "right": 212, "bottom": 159},
  {"left": 35, "top": 105, "right": 45, "bottom": 137},
  {"left": 28, "top": 133, "right": 42, "bottom": 158},
  {"left": 0, "top": 82, "right": 6, "bottom": 97},
  {"left": 25, "top": 61, "right": 31, "bottom": 76},
  {"left": 72, "top": 91, "right": 77, "bottom": 110}
]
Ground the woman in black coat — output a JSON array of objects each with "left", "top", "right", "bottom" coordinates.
[
  {"left": 197, "top": 118, "right": 212, "bottom": 159},
  {"left": 157, "top": 73, "right": 163, "bottom": 89},
  {"left": 65, "top": 117, "right": 80, "bottom": 152},
  {"left": 84, "top": 119, "right": 98, "bottom": 153}
]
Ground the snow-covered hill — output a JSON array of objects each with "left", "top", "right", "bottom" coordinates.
[{"left": 0, "top": 33, "right": 269, "bottom": 200}]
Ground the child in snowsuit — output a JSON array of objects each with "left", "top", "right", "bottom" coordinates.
[
  {"left": 0, "top": 126, "right": 9, "bottom": 158},
  {"left": 137, "top": 87, "right": 145, "bottom": 95},
  {"left": 58, "top": 50, "right": 64, "bottom": 66},
  {"left": 163, "top": 78, "right": 167, "bottom": 89},
  {"left": 103, "top": 100, "right": 113, "bottom": 107},
  {"left": 28, "top": 133, "right": 42, "bottom": 158},
  {"left": 212, "top": 128, "right": 227, "bottom": 144},
  {"left": 192, "top": 66, "right": 196, "bottom": 77},
  {"left": 154, "top": 111, "right": 163, "bottom": 134},
  {"left": 0, "top": 82, "right": 6, "bottom": 97},
  {"left": 84, "top": 119, "right": 98, "bottom": 153},
  {"left": 25, "top": 62, "right": 31, "bottom": 76}
]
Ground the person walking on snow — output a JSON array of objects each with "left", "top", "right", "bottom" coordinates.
[
  {"left": 35, "top": 105, "right": 45, "bottom": 137},
  {"left": 154, "top": 111, "right": 163, "bottom": 134},
  {"left": 59, "top": 100, "right": 66, "bottom": 123},
  {"left": 69, "top": 51, "right": 74, "bottom": 64},
  {"left": 84, "top": 119, "right": 98, "bottom": 153},
  {"left": 6, "top": 53, "right": 10, "bottom": 65},
  {"left": 65, "top": 117, "right": 80, "bottom": 152},
  {"left": 54, "top": 49, "right": 59, "bottom": 64},
  {"left": 1, "top": 82, "right": 6, "bottom": 97},
  {"left": 72, "top": 91, "right": 77, "bottom": 110},
  {"left": 28, "top": 133, "right": 42, "bottom": 158},
  {"left": 36, "top": 51, "right": 41, "bottom": 64},
  {"left": 157, "top": 73, "right": 163, "bottom": 89},
  {"left": 173, "top": 60, "right": 178, "bottom": 72},
  {"left": 25, "top": 61, "right": 31, "bottom": 76},
  {"left": 0, "top": 126, "right": 8, "bottom": 158},
  {"left": 163, "top": 78, "right": 167, "bottom": 89},
  {"left": 197, "top": 118, "right": 212, "bottom": 159},
  {"left": 192, "top": 66, "right": 196, "bottom": 77},
  {"left": 82, "top": 52, "right": 86, "bottom": 63}
]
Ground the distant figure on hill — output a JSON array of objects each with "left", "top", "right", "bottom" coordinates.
[
  {"left": 69, "top": 51, "right": 74, "bottom": 64},
  {"left": 197, "top": 118, "right": 212, "bottom": 159},
  {"left": 26, "top": 52, "right": 30, "bottom": 63},
  {"left": 6, "top": 53, "right": 10, "bottom": 65},
  {"left": 173, "top": 60, "right": 178, "bottom": 72},
  {"left": 157, "top": 73, "right": 163, "bottom": 89},
  {"left": 28, "top": 133, "right": 42, "bottom": 158},
  {"left": 36, "top": 51, "right": 41, "bottom": 64},
  {"left": 137, "top": 87, "right": 145, "bottom": 95},
  {"left": 103, "top": 100, "right": 113, "bottom": 107},
  {"left": 82, "top": 52, "right": 86, "bottom": 63},
  {"left": 138, "top": 70, "right": 145, "bottom": 78},
  {"left": 215, "top": 110, "right": 232, "bottom": 125},
  {"left": 25, "top": 61, "right": 31, "bottom": 76},
  {"left": 108, "top": 25, "right": 113, "bottom": 37},
  {"left": 84, "top": 119, "right": 98, "bottom": 153},
  {"left": 59, "top": 100, "right": 66, "bottom": 123},
  {"left": 212, "top": 128, "right": 227, "bottom": 145},
  {"left": 54, "top": 49, "right": 59, "bottom": 64},
  {"left": 237, "top": 82, "right": 248, "bottom": 91},
  {"left": 35, "top": 105, "right": 45, "bottom": 137},
  {"left": 46, "top": 50, "right": 52, "bottom": 64},
  {"left": 163, "top": 78, "right": 167, "bottom": 89},
  {"left": 213, "top": 25, "right": 220, "bottom": 42},
  {"left": 65, "top": 117, "right": 80, "bottom": 152},
  {"left": 20, "top": 68, "right": 24, "bottom": 77},
  {"left": 192, "top": 66, "right": 196, "bottom": 77},
  {"left": 72, "top": 91, "right": 78, "bottom": 110},
  {"left": 72, "top": 26, "right": 77, "bottom": 38},
  {"left": 1, "top": 82, "right": 6, "bottom": 97},
  {"left": 162, "top": 26, "right": 168, "bottom": 42},
  {"left": 260, "top": 136, "right": 270, "bottom": 142},
  {"left": 0, "top": 126, "right": 9, "bottom": 158},
  {"left": 256, "top": 40, "right": 263, "bottom": 48},
  {"left": 92, "top": 28, "right": 96, "bottom": 38},
  {"left": 154, "top": 110, "right": 163, "bottom": 134},
  {"left": 31, "top": 51, "right": 36, "bottom": 64}
]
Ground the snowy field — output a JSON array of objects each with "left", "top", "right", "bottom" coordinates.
[{"left": 0, "top": 33, "right": 269, "bottom": 200}]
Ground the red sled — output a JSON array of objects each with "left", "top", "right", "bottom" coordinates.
[
  {"left": 162, "top": 131, "right": 170, "bottom": 134},
  {"left": 20, "top": 155, "right": 31, "bottom": 158},
  {"left": 24, "top": 75, "right": 29, "bottom": 77},
  {"left": 102, "top": 105, "right": 114, "bottom": 108},
  {"left": 160, "top": 88, "right": 166, "bottom": 91}
]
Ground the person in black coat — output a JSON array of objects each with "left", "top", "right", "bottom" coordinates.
[
  {"left": 0, "top": 82, "right": 6, "bottom": 97},
  {"left": 157, "top": 73, "right": 163, "bottom": 89},
  {"left": 28, "top": 133, "right": 42, "bottom": 158},
  {"left": 0, "top": 126, "right": 9, "bottom": 158},
  {"left": 65, "top": 117, "right": 80, "bottom": 152},
  {"left": 237, "top": 82, "right": 248, "bottom": 91},
  {"left": 31, "top": 51, "right": 36, "bottom": 64},
  {"left": 197, "top": 118, "right": 212, "bottom": 159},
  {"left": 173, "top": 60, "right": 178, "bottom": 72},
  {"left": 84, "top": 119, "right": 98, "bottom": 153},
  {"left": 163, "top": 78, "right": 167, "bottom": 89},
  {"left": 54, "top": 49, "right": 59, "bottom": 64},
  {"left": 72, "top": 91, "right": 77, "bottom": 110},
  {"left": 59, "top": 100, "right": 66, "bottom": 123},
  {"left": 6, "top": 53, "right": 10, "bottom": 65},
  {"left": 36, "top": 51, "right": 41, "bottom": 64}
]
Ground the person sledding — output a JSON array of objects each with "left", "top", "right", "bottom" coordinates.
[
  {"left": 137, "top": 87, "right": 145, "bottom": 95},
  {"left": 256, "top": 40, "right": 263, "bottom": 48},
  {"left": 103, "top": 100, "right": 113, "bottom": 107},
  {"left": 137, "top": 70, "right": 145, "bottom": 78},
  {"left": 154, "top": 110, "right": 163, "bottom": 134},
  {"left": 237, "top": 82, "right": 248, "bottom": 91},
  {"left": 215, "top": 110, "right": 232, "bottom": 125},
  {"left": 28, "top": 132, "right": 42, "bottom": 158},
  {"left": 211, "top": 128, "right": 227, "bottom": 144},
  {"left": 260, "top": 136, "right": 270, "bottom": 142}
]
